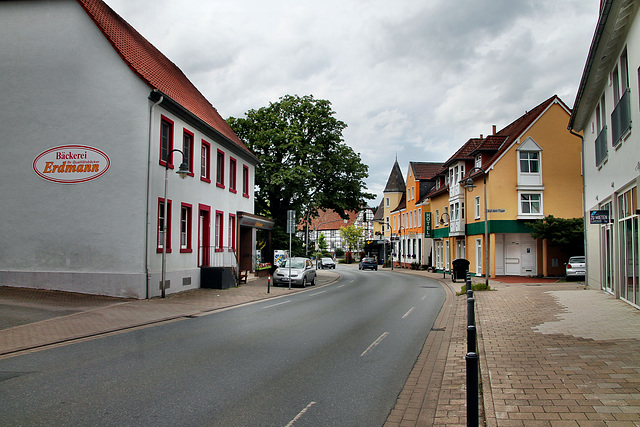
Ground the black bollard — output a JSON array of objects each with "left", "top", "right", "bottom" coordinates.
[
  {"left": 466, "top": 352, "right": 479, "bottom": 427},
  {"left": 467, "top": 325, "right": 476, "bottom": 353},
  {"left": 467, "top": 296, "right": 475, "bottom": 327},
  {"left": 267, "top": 274, "right": 271, "bottom": 294}
]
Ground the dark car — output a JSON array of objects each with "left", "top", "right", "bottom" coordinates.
[
  {"left": 320, "top": 257, "right": 336, "bottom": 269},
  {"left": 359, "top": 257, "right": 378, "bottom": 271}
]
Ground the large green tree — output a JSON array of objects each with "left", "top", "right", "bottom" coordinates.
[
  {"left": 527, "top": 215, "right": 584, "bottom": 256},
  {"left": 227, "top": 94, "right": 373, "bottom": 250}
]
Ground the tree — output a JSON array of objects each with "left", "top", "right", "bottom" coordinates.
[
  {"left": 340, "top": 225, "right": 365, "bottom": 253},
  {"left": 317, "top": 233, "right": 328, "bottom": 252},
  {"left": 227, "top": 94, "right": 374, "bottom": 250},
  {"left": 527, "top": 215, "right": 584, "bottom": 256}
]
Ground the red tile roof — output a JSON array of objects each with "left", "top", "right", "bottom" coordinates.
[
  {"left": 410, "top": 162, "right": 443, "bottom": 180},
  {"left": 300, "top": 210, "right": 357, "bottom": 231},
  {"left": 77, "top": 0, "right": 253, "bottom": 157}
]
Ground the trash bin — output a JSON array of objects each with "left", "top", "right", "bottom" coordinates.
[{"left": 451, "top": 258, "right": 470, "bottom": 283}]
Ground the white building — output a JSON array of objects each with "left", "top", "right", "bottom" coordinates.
[
  {"left": 569, "top": 0, "right": 640, "bottom": 307},
  {"left": 0, "top": 0, "right": 268, "bottom": 298}
]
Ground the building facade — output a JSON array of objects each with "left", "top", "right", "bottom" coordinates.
[
  {"left": 430, "top": 96, "right": 583, "bottom": 278},
  {"left": 0, "top": 0, "right": 264, "bottom": 298},
  {"left": 569, "top": 0, "right": 640, "bottom": 308},
  {"left": 388, "top": 162, "right": 441, "bottom": 268}
]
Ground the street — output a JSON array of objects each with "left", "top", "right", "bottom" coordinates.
[{"left": 0, "top": 265, "right": 445, "bottom": 426}]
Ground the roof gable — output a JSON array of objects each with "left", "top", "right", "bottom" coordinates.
[
  {"left": 77, "top": 0, "right": 252, "bottom": 157},
  {"left": 384, "top": 159, "right": 406, "bottom": 193}
]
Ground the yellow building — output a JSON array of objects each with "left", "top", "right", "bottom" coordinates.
[{"left": 431, "top": 95, "right": 583, "bottom": 278}]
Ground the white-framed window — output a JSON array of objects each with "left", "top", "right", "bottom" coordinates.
[
  {"left": 519, "top": 193, "right": 542, "bottom": 216},
  {"left": 435, "top": 209, "right": 439, "bottom": 227},
  {"left": 475, "top": 154, "right": 481, "bottom": 168},
  {"left": 386, "top": 197, "right": 389, "bottom": 207},
  {"left": 474, "top": 197, "right": 480, "bottom": 219},
  {"left": 519, "top": 152, "right": 539, "bottom": 173}
]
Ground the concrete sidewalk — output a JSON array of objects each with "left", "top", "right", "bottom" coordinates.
[{"left": 2, "top": 268, "right": 640, "bottom": 426}]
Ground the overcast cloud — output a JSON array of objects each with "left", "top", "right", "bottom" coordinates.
[{"left": 104, "top": 0, "right": 600, "bottom": 206}]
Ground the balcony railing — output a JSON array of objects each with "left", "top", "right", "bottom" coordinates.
[
  {"left": 595, "top": 126, "right": 608, "bottom": 167},
  {"left": 199, "top": 246, "right": 238, "bottom": 268},
  {"left": 611, "top": 88, "right": 631, "bottom": 147}
]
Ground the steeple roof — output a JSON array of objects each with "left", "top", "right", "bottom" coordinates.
[{"left": 383, "top": 159, "right": 405, "bottom": 193}]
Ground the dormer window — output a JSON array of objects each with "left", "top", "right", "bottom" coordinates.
[
  {"left": 516, "top": 137, "right": 543, "bottom": 187},
  {"left": 519, "top": 152, "right": 539, "bottom": 173},
  {"left": 475, "top": 154, "right": 481, "bottom": 168}
]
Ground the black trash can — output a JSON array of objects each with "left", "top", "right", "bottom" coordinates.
[{"left": 451, "top": 258, "right": 470, "bottom": 283}]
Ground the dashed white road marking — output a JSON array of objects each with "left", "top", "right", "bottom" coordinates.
[
  {"left": 262, "top": 300, "right": 292, "bottom": 309},
  {"left": 361, "top": 332, "right": 390, "bottom": 357},
  {"left": 402, "top": 307, "right": 415, "bottom": 319},
  {"left": 285, "top": 401, "right": 316, "bottom": 426}
]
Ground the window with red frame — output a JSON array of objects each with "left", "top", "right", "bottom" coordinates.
[
  {"left": 201, "top": 140, "right": 211, "bottom": 183},
  {"left": 229, "top": 157, "right": 237, "bottom": 193},
  {"left": 182, "top": 129, "right": 194, "bottom": 176},
  {"left": 215, "top": 211, "right": 224, "bottom": 251},
  {"left": 180, "top": 203, "right": 192, "bottom": 253},
  {"left": 228, "top": 214, "right": 236, "bottom": 250},
  {"left": 160, "top": 116, "right": 174, "bottom": 168},
  {"left": 157, "top": 198, "right": 172, "bottom": 253},
  {"left": 216, "top": 150, "right": 225, "bottom": 188},
  {"left": 242, "top": 165, "right": 249, "bottom": 198}
]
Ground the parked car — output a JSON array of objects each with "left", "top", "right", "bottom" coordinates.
[
  {"left": 359, "top": 257, "right": 378, "bottom": 271},
  {"left": 273, "top": 257, "right": 317, "bottom": 287},
  {"left": 565, "top": 256, "right": 586, "bottom": 280},
  {"left": 320, "top": 257, "right": 336, "bottom": 269}
]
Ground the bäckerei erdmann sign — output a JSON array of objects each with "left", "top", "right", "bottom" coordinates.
[{"left": 33, "top": 145, "right": 110, "bottom": 184}]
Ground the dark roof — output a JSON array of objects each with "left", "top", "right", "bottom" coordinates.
[
  {"left": 384, "top": 159, "right": 405, "bottom": 192},
  {"left": 77, "top": 0, "right": 254, "bottom": 158},
  {"left": 410, "top": 162, "right": 443, "bottom": 180},
  {"left": 372, "top": 200, "right": 385, "bottom": 221},
  {"left": 300, "top": 210, "right": 357, "bottom": 231}
]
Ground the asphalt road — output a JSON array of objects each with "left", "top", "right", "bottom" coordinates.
[{"left": 0, "top": 265, "right": 445, "bottom": 426}]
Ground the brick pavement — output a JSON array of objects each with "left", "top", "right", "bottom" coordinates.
[{"left": 2, "top": 268, "right": 640, "bottom": 426}]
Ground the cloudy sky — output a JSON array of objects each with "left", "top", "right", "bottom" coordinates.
[{"left": 104, "top": 0, "right": 600, "bottom": 206}]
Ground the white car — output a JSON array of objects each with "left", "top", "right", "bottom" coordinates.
[
  {"left": 274, "top": 257, "right": 317, "bottom": 287},
  {"left": 565, "top": 256, "right": 586, "bottom": 280}
]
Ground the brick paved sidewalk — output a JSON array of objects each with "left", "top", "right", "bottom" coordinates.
[{"left": 385, "top": 271, "right": 640, "bottom": 427}]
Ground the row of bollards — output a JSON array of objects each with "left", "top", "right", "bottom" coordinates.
[{"left": 465, "top": 271, "right": 479, "bottom": 427}]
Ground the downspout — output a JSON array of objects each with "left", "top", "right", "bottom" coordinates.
[
  {"left": 145, "top": 91, "right": 164, "bottom": 299},
  {"left": 569, "top": 127, "right": 588, "bottom": 288}
]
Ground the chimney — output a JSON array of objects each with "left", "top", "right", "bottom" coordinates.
[
  {"left": 492, "top": 125, "right": 497, "bottom": 135},
  {"left": 480, "top": 134, "right": 483, "bottom": 139}
]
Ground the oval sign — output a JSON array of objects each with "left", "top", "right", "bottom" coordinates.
[{"left": 33, "top": 145, "right": 110, "bottom": 184}]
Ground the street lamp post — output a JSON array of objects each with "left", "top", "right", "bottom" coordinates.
[
  {"left": 161, "top": 149, "right": 190, "bottom": 298},
  {"left": 385, "top": 220, "right": 394, "bottom": 270},
  {"left": 464, "top": 167, "right": 489, "bottom": 289},
  {"left": 440, "top": 212, "right": 451, "bottom": 276}
]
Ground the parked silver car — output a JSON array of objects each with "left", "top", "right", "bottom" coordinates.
[
  {"left": 565, "top": 256, "right": 586, "bottom": 280},
  {"left": 274, "top": 257, "right": 317, "bottom": 287}
]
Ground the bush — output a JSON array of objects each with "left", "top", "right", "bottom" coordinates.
[
  {"left": 457, "top": 282, "right": 492, "bottom": 295},
  {"left": 410, "top": 262, "right": 421, "bottom": 270},
  {"left": 334, "top": 248, "right": 345, "bottom": 258}
]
